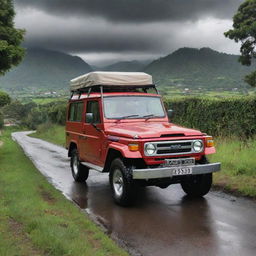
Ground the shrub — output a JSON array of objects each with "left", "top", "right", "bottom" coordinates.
[{"left": 165, "top": 96, "right": 256, "bottom": 139}]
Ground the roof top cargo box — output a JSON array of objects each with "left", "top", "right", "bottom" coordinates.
[{"left": 70, "top": 71, "right": 154, "bottom": 92}]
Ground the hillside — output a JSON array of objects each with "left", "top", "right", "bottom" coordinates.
[
  {"left": 99, "top": 60, "right": 147, "bottom": 72},
  {"left": 0, "top": 48, "right": 92, "bottom": 90},
  {"left": 144, "top": 47, "right": 256, "bottom": 89}
]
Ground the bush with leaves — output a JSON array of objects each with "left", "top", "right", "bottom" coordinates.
[
  {"left": 0, "top": 111, "right": 3, "bottom": 128},
  {"left": 166, "top": 96, "right": 256, "bottom": 139},
  {"left": 0, "top": 91, "right": 11, "bottom": 107}
]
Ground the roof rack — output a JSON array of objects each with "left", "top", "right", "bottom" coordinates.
[{"left": 70, "top": 84, "right": 158, "bottom": 99}]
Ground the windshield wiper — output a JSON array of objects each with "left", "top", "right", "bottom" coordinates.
[
  {"left": 116, "top": 114, "right": 140, "bottom": 120},
  {"left": 143, "top": 114, "right": 158, "bottom": 120}
]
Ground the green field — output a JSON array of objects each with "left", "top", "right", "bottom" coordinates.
[
  {"left": 0, "top": 128, "right": 128, "bottom": 256},
  {"left": 31, "top": 125, "right": 256, "bottom": 198}
]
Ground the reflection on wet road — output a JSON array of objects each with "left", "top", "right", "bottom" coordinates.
[{"left": 13, "top": 132, "right": 256, "bottom": 256}]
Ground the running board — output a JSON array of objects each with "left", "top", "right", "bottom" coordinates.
[{"left": 81, "top": 162, "right": 104, "bottom": 172}]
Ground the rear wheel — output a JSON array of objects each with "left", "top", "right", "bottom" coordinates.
[
  {"left": 109, "top": 158, "right": 136, "bottom": 206},
  {"left": 70, "top": 148, "right": 89, "bottom": 182}
]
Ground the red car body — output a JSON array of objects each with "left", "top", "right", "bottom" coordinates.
[{"left": 66, "top": 73, "right": 220, "bottom": 206}]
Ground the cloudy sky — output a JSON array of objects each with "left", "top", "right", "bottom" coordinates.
[{"left": 14, "top": 0, "right": 243, "bottom": 66}]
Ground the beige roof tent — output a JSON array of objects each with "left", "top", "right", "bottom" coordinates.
[{"left": 70, "top": 71, "right": 153, "bottom": 91}]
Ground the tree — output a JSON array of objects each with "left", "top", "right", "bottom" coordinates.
[
  {"left": 0, "top": 90, "right": 11, "bottom": 107},
  {"left": 0, "top": 0, "right": 25, "bottom": 76},
  {"left": 224, "top": 0, "right": 256, "bottom": 87}
]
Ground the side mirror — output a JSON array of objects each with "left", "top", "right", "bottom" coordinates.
[
  {"left": 86, "top": 113, "right": 94, "bottom": 123},
  {"left": 168, "top": 109, "right": 174, "bottom": 119}
]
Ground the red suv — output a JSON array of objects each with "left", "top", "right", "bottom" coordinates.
[{"left": 66, "top": 72, "right": 220, "bottom": 206}]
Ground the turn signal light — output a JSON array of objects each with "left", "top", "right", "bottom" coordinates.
[
  {"left": 128, "top": 144, "right": 139, "bottom": 151},
  {"left": 206, "top": 137, "right": 214, "bottom": 147}
]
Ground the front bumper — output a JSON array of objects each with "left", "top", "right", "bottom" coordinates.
[{"left": 132, "top": 162, "right": 221, "bottom": 180}]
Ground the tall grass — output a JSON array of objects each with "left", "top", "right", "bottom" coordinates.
[
  {"left": 31, "top": 123, "right": 66, "bottom": 147},
  {"left": 210, "top": 137, "right": 256, "bottom": 196}
]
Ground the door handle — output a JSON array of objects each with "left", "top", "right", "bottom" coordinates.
[{"left": 79, "top": 135, "right": 87, "bottom": 140}]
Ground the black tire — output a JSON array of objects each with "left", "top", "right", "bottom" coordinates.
[
  {"left": 109, "top": 158, "right": 136, "bottom": 206},
  {"left": 70, "top": 148, "right": 89, "bottom": 182},
  {"left": 181, "top": 156, "right": 212, "bottom": 197},
  {"left": 180, "top": 173, "right": 212, "bottom": 197}
]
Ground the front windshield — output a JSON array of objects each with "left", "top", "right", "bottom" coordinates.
[{"left": 104, "top": 96, "right": 165, "bottom": 119}]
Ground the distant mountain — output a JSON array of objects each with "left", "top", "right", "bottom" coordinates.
[
  {"left": 0, "top": 48, "right": 92, "bottom": 90},
  {"left": 144, "top": 47, "right": 256, "bottom": 89},
  {"left": 98, "top": 60, "right": 147, "bottom": 72}
]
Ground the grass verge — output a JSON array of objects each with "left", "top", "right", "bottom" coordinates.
[
  {"left": 210, "top": 137, "right": 256, "bottom": 198},
  {"left": 0, "top": 128, "right": 128, "bottom": 256},
  {"left": 32, "top": 125, "right": 256, "bottom": 198},
  {"left": 30, "top": 123, "right": 66, "bottom": 147}
]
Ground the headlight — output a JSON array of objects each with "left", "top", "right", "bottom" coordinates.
[
  {"left": 192, "top": 140, "right": 203, "bottom": 153},
  {"left": 145, "top": 143, "right": 156, "bottom": 155}
]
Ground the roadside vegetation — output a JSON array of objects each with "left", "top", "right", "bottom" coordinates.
[
  {"left": 210, "top": 138, "right": 256, "bottom": 197},
  {"left": 0, "top": 128, "right": 128, "bottom": 256},
  {"left": 32, "top": 123, "right": 66, "bottom": 147}
]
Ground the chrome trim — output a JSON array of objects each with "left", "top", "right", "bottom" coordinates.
[
  {"left": 144, "top": 139, "right": 204, "bottom": 156},
  {"left": 133, "top": 162, "right": 221, "bottom": 180},
  {"left": 81, "top": 162, "right": 103, "bottom": 172}
]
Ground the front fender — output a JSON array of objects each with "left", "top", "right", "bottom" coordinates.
[{"left": 108, "top": 142, "right": 142, "bottom": 158}]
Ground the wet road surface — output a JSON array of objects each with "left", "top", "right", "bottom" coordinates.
[{"left": 13, "top": 131, "right": 256, "bottom": 256}]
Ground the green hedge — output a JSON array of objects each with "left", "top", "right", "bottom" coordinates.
[{"left": 165, "top": 97, "right": 256, "bottom": 139}]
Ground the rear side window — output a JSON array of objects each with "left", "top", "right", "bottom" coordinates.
[
  {"left": 69, "top": 102, "right": 84, "bottom": 122},
  {"left": 86, "top": 101, "right": 101, "bottom": 124}
]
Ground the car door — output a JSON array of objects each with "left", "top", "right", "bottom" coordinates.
[{"left": 81, "top": 100, "right": 104, "bottom": 165}]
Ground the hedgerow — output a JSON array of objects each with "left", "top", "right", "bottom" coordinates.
[{"left": 165, "top": 96, "right": 256, "bottom": 139}]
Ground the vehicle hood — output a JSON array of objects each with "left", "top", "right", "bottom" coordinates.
[{"left": 105, "top": 122, "right": 202, "bottom": 139}]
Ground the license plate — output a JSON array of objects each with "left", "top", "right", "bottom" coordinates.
[
  {"left": 165, "top": 158, "right": 195, "bottom": 167},
  {"left": 172, "top": 167, "right": 192, "bottom": 176}
]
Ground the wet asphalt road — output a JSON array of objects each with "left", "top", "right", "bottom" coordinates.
[{"left": 12, "top": 131, "right": 256, "bottom": 256}]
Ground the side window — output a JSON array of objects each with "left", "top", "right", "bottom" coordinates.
[
  {"left": 86, "top": 101, "right": 101, "bottom": 124},
  {"left": 76, "top": 102, "right": 83, "bottom": 122},
  {"left": 68, "top": 102, "right": 84, "bottom": 122},
  {"left": 69, "top": 103, "right": 76, "bottom": 121}
]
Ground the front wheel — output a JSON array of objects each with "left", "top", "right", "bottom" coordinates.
[
  {"left": 180, "top": 173, "right": 212, "bottom": 197},
  {"left": 109, "top": 158, "right": 136, "bottom": 206},
  {"left": 70, "top": 149, "right": 89, "bottom": 182}
]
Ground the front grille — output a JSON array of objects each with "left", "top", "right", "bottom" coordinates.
[
  {"left": 144, "top": 140, "right": 203, "bottom": 156},
  {"left": 156, "top": 141, "right": 191, "bottom": 154}
]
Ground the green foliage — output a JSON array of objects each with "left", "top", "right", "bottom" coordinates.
[
  {"left": 31, "top": 124, "right": 66, "bottom": 147},
  {"left": 3, "top": 99, "right": 66, "bottom": 129},
  {"left": 0, "top": 110, "right": 3, "bottom": 128},
  {"left": 47, "top": 102, "right": 66, "bottom": 125},
  {"left": 3, "top": 100, "right": 36, "bottom": 120},
  {"left": 166, "top": 96, "right": 256, "bottom": 139},
  {"left": 0, "top": 90, "right": 10, "bottom": 107},
  {"left": 0, "top": 0, "right": 25, "bottom": 76},
  {"left": 224, "top": 0, "right": 256, "bottom": 87},
  {"left": 244, "top": 70, "right": 256, "bottom": 87},
  {"left": 210, "top": 137, "right": 256, "bottom": 197}
]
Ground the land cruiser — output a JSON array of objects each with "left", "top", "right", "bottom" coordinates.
[{"left": 66, "top": 71, "right": 220, "bottom": 206}]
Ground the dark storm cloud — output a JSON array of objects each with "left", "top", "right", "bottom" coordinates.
[{"left": 16, "top": 0, "right": 242, "bottom": 23}]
